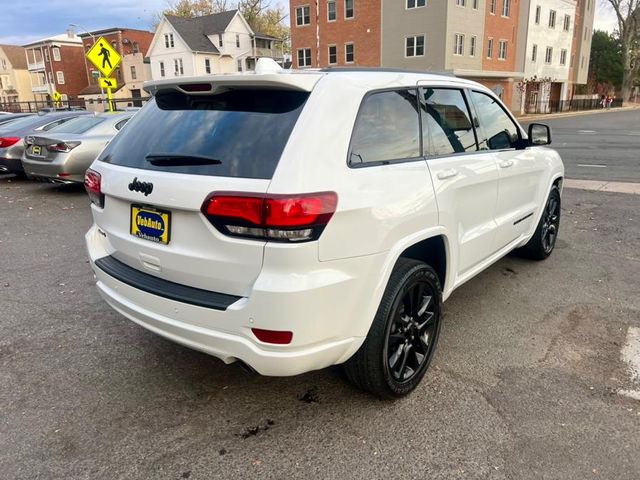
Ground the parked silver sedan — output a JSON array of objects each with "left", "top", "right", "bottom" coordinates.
[
  {"left": 22, "top": 112, "right": 133, "bottom": 184},
  {"left": 0, "top": 111, "right": 89, "bottom": 176}
]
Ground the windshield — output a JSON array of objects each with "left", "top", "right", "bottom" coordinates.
[
  {"left": 48, "top": 116, "right": 106, "bottom": 134},
  {"left": 98, "top": 89, "right": 309, "bottom": 179}
]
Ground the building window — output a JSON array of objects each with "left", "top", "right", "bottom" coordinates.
[
  {"left": 237, "top": 59, "right": 243, "bottom": 71},
  {"left": 456, "top": 0, "right": 466, "bottom": 6},
  {"left": 502, "top": 0, "right": 510, "bottom": 17},
  {"left": 406, "top": 35, "right": 425, "bottom": 57},
  {"left": 130, "top": 65, "right": 137, "bottom": 80},
  {"left": 164, "top": 33, "right": 174, "bottom": 48},
  {"left": 473, "top": 0, "right": 478, "bottom": 9},
  {"left": 532, "top": 44, "right": 538, "bottom": 62},
  {"left": 560, "top": 49, "right": 567, "bottom": 65},
  {"left": 132, "top": 42, "right": 140, "bottom": 54},
  {"left": 328, "top": 1, "right": 336, "bottom": 20},
  {"left": 56, "top": 71, "right": 64, "bottom": 84},
  {"left": 174, "top": 58, "right": 183, "bottom": 75},
  {"left": 407, "top": 0, "right": 426, "bottom": 8},
  {"left": 345, "top": 0, "right": 354, "bottom": 18},
  {"left": 205, "top": 58, "right": 211, "bottom": 73},
  {"left": 297, "top": 48, "right": 312, "bottom": 67},
  {"left": 487, "top": 38, "right": 494, "bottom": 58},
  {"left": 328, "top": 45, "right": 337, "bottom": 64},
  {"left": 44, "top": 49, "right": 49, "bottom": 61},
  {"left": 549, "top": 10, "right": 556, "bottom": 28},
  {"left": 584, "top": 27, "right": 589, "bottom": 40},
  {"left": 489, "top": 0, "right": 496, "bottom": 14},
  {"left": 498, "top": 40, "right": 507, "bottom": 60},
  {"left": 296, "top": 6, "right": 310, "bottom": 25},
  {"left": 52, "top": 47, "right": 61, "bottom": 61},
  {"left": 581, "top": 55, "right": 585, "bottom": 68},
  {"left": 545, "top": 46, "right": 553, "bottom": 64},
  {"left": 159, "top": 61, "right": 165, "bottom": 77},
  {"left": 345, "top": 43, "right": 355, "bottom": 62},
  {"left": 470, "top": 36, "right": 476, "bottom": 57},
  {"left": 454, "top": 34, "right": 464, "bottom": 55},
  {"left": 563, "top": 14, "right": 571, "bottom": 31},
  {"left": 218, "top": 34, "right": 223, "bottom": 47},
  {"left": 535, "top": 5, "right": 541, "bottom": 24}
]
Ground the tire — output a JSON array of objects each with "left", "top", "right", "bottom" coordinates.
[
  {"left": 517, "top": 185, "right": 561, "bottom": 260},
  {"left": 344, "top": 258, "right": 442, "bottom": 399}
]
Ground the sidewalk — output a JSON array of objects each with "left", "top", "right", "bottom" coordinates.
[
  {"left": 515, "top": 104, "right": 640, "bottom": 121},
  {"left": 564, "top": 179, "right": 640, "bottom": 195}
]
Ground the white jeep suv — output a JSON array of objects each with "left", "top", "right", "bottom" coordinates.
[{"left": 85, "top": 62, "right": 563, "bottom": 398}]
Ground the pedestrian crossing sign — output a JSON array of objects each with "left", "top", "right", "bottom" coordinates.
[
  {"left": 86, "top": 36, "right": 121, "bottom": 78},
  {"left": 99, "top": 77, "right": 118, "bottom": 89},
  {"left": 52, "top": 91, "right": 62, "bottom": 102}
]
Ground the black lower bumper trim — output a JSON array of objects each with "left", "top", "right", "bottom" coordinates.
[{"left": 94, "top": 255, "right": 242, "bottom": 311}]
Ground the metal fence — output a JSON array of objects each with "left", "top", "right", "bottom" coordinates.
[
  {"left": 525, "top": 98, "right": 624, "bottom": 114},
  {"left": 0, "top": 97, "right": 150, "bottom": 113}
]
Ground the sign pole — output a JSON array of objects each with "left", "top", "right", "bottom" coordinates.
[{"left": 107, "top": 87, "right": 114, "bottom": 112}]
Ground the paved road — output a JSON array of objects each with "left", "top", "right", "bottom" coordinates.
[
  {"left": 523, "top": 109, "right": 640, "bottom": 183},
  {"left": 1, "top": 178, "right": 639, "bottom": 479}
]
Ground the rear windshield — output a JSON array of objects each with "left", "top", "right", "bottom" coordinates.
[
  {"left": 0, "top": 115, "right": 47, "bottom": 132},
  {"left": 49, "top": 115, "right": 105, "bottom": 134},
  {"left": 98, "top": 88, "right": 309, "bottom": 179}
]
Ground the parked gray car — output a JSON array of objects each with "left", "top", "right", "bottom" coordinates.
[
  {"left": 22, "top": 112, "right": 133, "bottom": 184},
  {"left": 0, "top": 113, "right": 34, "bottom": 127},
  {"left": 0, "top": 111, "right": 89, "bottom": 176}
]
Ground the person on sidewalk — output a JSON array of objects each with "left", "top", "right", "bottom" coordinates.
[{"left": 601, "top": 95, "right": 607, "bottom": 109}]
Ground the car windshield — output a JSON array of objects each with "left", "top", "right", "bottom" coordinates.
[
  {"left": 99, "top": 89, "right": 309, "bottom": 179},
  {"left": 48, "top": 116, "right": 106, "bottom": 134}
]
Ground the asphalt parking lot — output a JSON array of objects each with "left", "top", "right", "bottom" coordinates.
[{"left": 1, "top": 111, "right": 640, "bottom": 479}]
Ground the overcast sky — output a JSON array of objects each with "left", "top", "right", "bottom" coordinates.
[{"left": 0, "top": 0, "right": 620, "bottom": 46}]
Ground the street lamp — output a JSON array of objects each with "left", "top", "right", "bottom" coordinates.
[{"left": 69, "top": 23, "right": 105, "bottom": 108}]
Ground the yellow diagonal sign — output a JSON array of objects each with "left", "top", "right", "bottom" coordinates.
[
  {"left": 52, "top": 91, "right": 62, "bottom": 102},
  {"left": 99, "top": 77, "right": 118, "bottom": 89},
  {"left": 86, "top": 37, "right": 121, "bottom": 78}
]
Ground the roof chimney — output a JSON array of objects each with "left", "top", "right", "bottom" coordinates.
[{"left": 67, "top": 27, "right": 75, "bottom": 38}]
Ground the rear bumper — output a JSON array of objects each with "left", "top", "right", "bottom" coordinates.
[
  {"left": 0, "top": 157, "right": 24, "bottom": 174},
  {"left": 86, "top": 224, "right": 385, "bottom": 376},
  {"left": 22, "top": 156, "right": 83, "bottom": 183}
]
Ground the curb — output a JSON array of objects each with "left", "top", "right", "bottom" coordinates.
[{"left": 516, "top": 105, "right": 640, "bottom": 121}]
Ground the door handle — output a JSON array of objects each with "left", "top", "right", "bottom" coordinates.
[
  {"left": 499, "top": 160, "right": 514, "bottom": 168},
  {"left": 437, "top": 168, "right": 459, "bottom": 180}
]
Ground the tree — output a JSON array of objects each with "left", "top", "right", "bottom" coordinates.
[
  {"left": 588, "top": 30, "right": 624, "bottom": 92},
  {"left": 603, "top": 0, "right": 640, "bottom": 102}
]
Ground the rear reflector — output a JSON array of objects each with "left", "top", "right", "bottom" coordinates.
[
  {"left": 0, "top": 137, "right": 21, "bottom": 148},
  {"left": 201, "top": 192, "right": 338, "bottom": 243},
  {"left": 251, "top": 328, "right": 293, "bottom": 345},
  {"left": 84, "top": 168, "right": 104, "bottom": 208}
]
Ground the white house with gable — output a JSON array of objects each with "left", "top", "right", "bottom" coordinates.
[{"left": 148, "top": 10, "right": 284, "bottom": 80}]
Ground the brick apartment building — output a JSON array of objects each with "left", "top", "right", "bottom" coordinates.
[
  {"left": 290, "top": 0, "right": 595, "bottom": 112},
  {"left": 23, "top": 32, "right": 86, "bottom": 104},
  {"left": 78, "top": 28, "right": 154, "bottom": 110}
]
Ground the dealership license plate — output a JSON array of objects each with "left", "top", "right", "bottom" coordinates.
[
  {"left": 30, "top": 145, "right": 43, "bottom": 156},
  {"left": 130, "top": 205, "right": 171, "bottom": 245}
]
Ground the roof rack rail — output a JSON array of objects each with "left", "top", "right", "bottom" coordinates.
[{"left": 318, "top": 66, "right": 457, "bottom": 76}]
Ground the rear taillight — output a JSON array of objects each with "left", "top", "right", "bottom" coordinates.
[
  {"left": 47, "top": 141, "right": 81, "bottom": 153},
  {"left": 84, "top": 169, "right": 104, "bottom": 208},
  {"left": 0, "top": 137, "right": 21, "bottom": 148},
  {"left": 201, "top": 192, "right": 338, "bottom": 243}
]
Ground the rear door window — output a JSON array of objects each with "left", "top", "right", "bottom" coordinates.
[
  {"left": 48, "top": 116, "right": 106, "bottom": 134},
  {"left": 419, "top": 88, "right": 478, "bottom": 156},
  {"left": 348, "top": 89, "right": 420, "bottom": 166},
  {"left": 98, "top": 89, "right": 309, "bottom": 179}
]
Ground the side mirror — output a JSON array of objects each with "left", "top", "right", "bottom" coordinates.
[{"left": 528, "top": 123, "right": 551, "bottom": 146}]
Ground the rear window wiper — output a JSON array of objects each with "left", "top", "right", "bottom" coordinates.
[{"left": 145, "top": 153, "right": 222, "bottom": 166}]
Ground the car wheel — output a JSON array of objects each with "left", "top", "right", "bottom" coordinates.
[
  {"left": 517, "top": 185, "right": 561, "bottom": 260},
  {"left": 344, "top": 258, "right": 442, "bottom": 399}
]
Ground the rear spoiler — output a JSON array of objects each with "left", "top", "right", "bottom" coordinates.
[{"left": 144, "top": 72, "right": 323, "bottom": 96}]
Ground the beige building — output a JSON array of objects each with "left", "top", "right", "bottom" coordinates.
[{"left": 0, "top": 45, "right": 34, "bottom": 108}]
